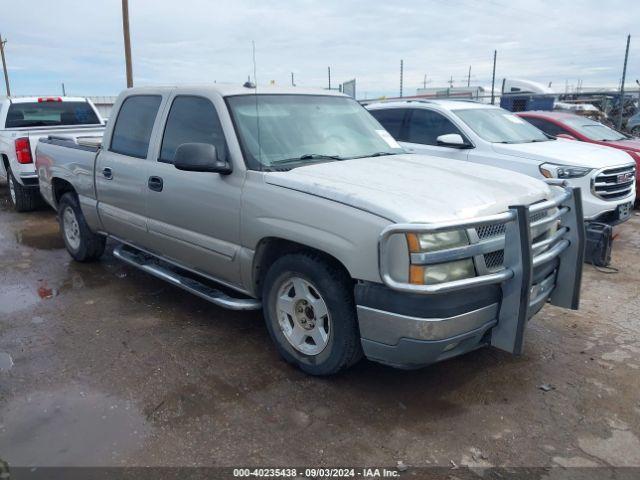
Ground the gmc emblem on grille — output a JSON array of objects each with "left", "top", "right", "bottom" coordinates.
[{"left": 616, "top": 172, "right": 633, "bottom": 184}]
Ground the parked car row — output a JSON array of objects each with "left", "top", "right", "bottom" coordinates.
[
  {"left": 2, "top": 84, "right": 635, "bottom": 376},
  {"left": 366, "top": 100, "right": 637, "bottom": 224}
]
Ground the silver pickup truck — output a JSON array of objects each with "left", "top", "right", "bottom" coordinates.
[{"left": 35, "top": 85, "right": 584, "bottom": 375}]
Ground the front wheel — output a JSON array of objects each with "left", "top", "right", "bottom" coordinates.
[
  {"left": 262, "top": 252, "right": 362, "bottom": 375},
  {"left": 58, "top": 192, "right": 106, "bottom": 262}
]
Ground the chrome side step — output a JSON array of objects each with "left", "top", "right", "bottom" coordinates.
[{"left": 112, "top": 245, "right": 261, "bottom": 311}]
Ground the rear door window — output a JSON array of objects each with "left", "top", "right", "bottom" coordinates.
[
  {"left": 522, "top": 117, "right": 566, "bottom": 137},
  {"left": 407, "top": 109, "right": 465, "bottom": 146},
  {"left": 110, "top": 95, "right": 162, "bottom": 159},
  {"left": 368, "top": 108, "right": 407, "bottom": 140},
  {"left": 159, "top": 96, "right": 227, "bottom": 163},
  {"left": 5, "top": 101, "right": 101, "bottom": 128}
]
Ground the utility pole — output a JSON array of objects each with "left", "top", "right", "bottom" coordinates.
[
  {"left": 448, "top": 75, "right": 454, "bottom": 88},
  {"left": 327, "top": 66, "right": 331, "bottom": 90},
  {"left": 399, "top": 60, "right": 404, "bottom": 98},
  {"left": 467, "top": 65, "right": 471, "bottom": 87},
  {"left": 0, "top": 33, "right": 10, "bottom": 97},
  {"left": 617, "top": 34, "right": 631, "bottom": 130},
  {"left": 423, "top": 74, "right": 427, "bottom": 89},
  {"left": 121, "top": 0, "right": 134, "bottom": 88},
  {"left": 61, "top": 82, "right": 66, "bottom": 96},
  {"left": 490, "top": 50, "right": 497, "bottom": 105},
  {"left": 291, "top": 72, "right": 295, "bottom": 87}
]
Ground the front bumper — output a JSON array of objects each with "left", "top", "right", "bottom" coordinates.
[
  {"left": 570, "top": 164, "right": 636, "bottom": 224},
  {"left": 361, "top": 183, "right": 584, "bottom": 369},
  {"left": 356, "top": 283, "right": 500, "bottom": 368}
]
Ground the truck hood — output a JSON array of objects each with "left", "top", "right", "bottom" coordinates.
[
  {"left": 491, "top": 138, "right": 634, "bottom": 169},
  {"left": 264, "top": 154, "right": 551, "bottom": 223}
]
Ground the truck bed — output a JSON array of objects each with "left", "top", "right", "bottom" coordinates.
[{"left": 35, "top": 135, "right": 102, "bottom": 211}]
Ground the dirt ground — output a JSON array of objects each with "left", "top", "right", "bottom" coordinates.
[{"left": 0, "top": 181, "right": 639, "bottom": 473}]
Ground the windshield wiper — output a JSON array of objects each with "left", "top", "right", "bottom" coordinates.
[
  {"left": 271, "top": 153, "right": 344, "bottom": 165},
  {"left": 347, "top": 151, "right": 399, "bottom": 159}
]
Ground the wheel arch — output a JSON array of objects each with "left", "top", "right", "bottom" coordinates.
[
  {"left": 51, "top": 177, "right": 78, "bottom": 209},
  {"left": 1, "top": 153, "right": 8, "bottom": 176},
  {"left": 251, "top": 237, "right": 353, "bottom": 298}
]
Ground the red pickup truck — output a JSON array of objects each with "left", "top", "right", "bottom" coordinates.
[{"left": 517, "top": 111, "right": 640, "bottom": 201}]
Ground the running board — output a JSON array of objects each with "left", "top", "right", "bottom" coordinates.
[{"left": 112, "top": 245, "right": 261, "bottom": 311}]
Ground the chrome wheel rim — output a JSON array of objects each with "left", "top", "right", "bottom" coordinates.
[
  {"left": 8, "top": 175, "right": 16, "bottom": 205},
  {"left": 62, "top": 207, "right": 81, "bottom": 251},
  {"left": 276, "top": 276, "right": 331, "bottom": 356}
]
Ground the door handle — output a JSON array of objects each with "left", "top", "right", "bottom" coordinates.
[
  {"left": 148, "top": 176, "right": 163, "bottom": 192},
  {"left": 102, "top": 167, "right": 113, "bottom": 179}
]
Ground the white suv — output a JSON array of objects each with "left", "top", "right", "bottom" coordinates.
[{"left": 367, "top": 100, "right": 636, "bottom": 225}]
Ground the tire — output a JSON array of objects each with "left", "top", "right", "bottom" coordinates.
[
  {"left": 58, "top": 192, "right": 106, "bottom": 262},
  {"left": 262, "top": 252, "right": 362, "bottom": 375},
  {"left": 7, "top": 167, "right": 39, "bottom": 212}
]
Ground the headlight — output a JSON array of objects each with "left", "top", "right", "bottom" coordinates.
[
  {"left": 406, "top": 230, "right": 476, "bottom": 285},
  {"left": 539, "top": 162, "right": 592, "bottom": 179},
  {"left": 407, "top": 230, "right": 469, "bottom": 252}
]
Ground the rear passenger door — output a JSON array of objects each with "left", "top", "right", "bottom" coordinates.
[
  {"left": 96, "top": 94, "right": 164, "bottom": 246},
  {"left": 144, "top": 94, "right": 243, "bottom": 286},
  {"left": 402, "top": 108, "right": 471, "bottom": 162}
]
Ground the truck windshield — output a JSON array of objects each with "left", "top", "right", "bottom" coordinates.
[
  {"left": 454, "top": 108, "right": 551, "bottom": 144},
  {"left": 5, "top": 101, "right": 101, "bottom": 128},
  {"left": 226, "top": 94, "right": 404, "bottom": 169},
  {"left": 563, "top": 118, "right": 627, "bottom": 141}
]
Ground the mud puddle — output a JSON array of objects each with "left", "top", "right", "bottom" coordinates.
[
  {"left": 0, "top": 386, "right": 150, "bottom": 467},
  {"left": 0, "top": 284, "right": 40, "bottom": 314},
  {"left": 15, "top": 222, "right": 64, "bottom": 250}
]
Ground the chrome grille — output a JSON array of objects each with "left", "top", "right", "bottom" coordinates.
[
  {"left": 592, "top": 165, "right": 636, "bottom": 200},
  {"left": 477, "top": 223, "right": 506, "bottom": 240},
  {"left": 477, "top": 210, "right": 548, "bottom": 240},
  {"left": 476, "top": 204, "right": 553, "bottom": 273},
  {"left": 483, "top": 250, "right": 504, "bottom": 272}
]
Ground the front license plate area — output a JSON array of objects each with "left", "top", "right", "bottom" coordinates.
[{"left": 617, "top": 202, "right": 632, "bottom": 222}]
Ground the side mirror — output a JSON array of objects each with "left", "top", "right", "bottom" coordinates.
[
  {"left": 436, "top": 133, "right": 471, "bottom": 149},
  {"left": 173, "top": 143, "right": 232, "bottom": 174},
  {"left": 556, "top": 133, "right": 577, "bottom": 141}
]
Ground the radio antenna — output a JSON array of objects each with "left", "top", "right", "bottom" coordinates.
[{"left": 252, "top": 40, "right": 263, "bottom": 168}]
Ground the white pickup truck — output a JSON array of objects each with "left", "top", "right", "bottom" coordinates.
[
  {"left": 36, "top": 85, "right": 584, "bottom": 375},
  {"left": 0, "top": 96, "right": 105, "bottom": 211}
]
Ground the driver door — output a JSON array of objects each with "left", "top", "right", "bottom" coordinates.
[{"left": 144, "top": 93, "right": 244, "bottom": 287}]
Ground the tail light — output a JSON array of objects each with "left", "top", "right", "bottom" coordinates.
[
  {"left": 37, "top": 97, "right": 62, "bottom": 102},
  {"left": 15, "top": 137, "right": 33, "bottom": 164}
]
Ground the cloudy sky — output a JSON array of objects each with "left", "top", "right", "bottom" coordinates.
[{"left": 1, "top": 0, "right": 638, "bottom": 98}]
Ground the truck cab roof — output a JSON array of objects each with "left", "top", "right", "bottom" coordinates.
[{"left": 120, "top": 84, "right": 347, "bottom": 98}]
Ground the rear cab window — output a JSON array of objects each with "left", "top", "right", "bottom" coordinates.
[
  {"left": 5, "top": 101, "right": 101, "bottom": 128},
  {"left": 109, "top": 95, "right": 162, "bottom": 158},
  {"left": 159, "top": 95, "right": 228, "bottom": 163}
]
